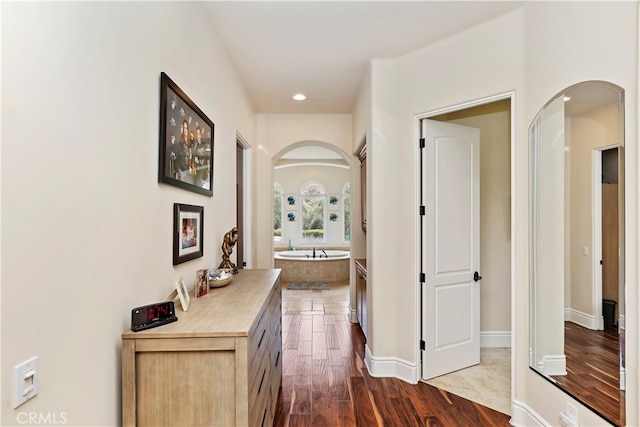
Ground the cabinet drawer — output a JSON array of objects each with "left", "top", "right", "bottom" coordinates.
[
  {"left": 269, "top": 349, "right": 282, "bottom": 404},
  {"left": 249, "top": 351, "right": 271, "bottom": 401},
  {"left": 255, "top": 402, "right": 271, "bottom": 427},
  {"left": 249, "top": 361, "right": 271, "bottom": 427},
  {"left": 249, "top": 324, "right": 271, "bottom": 372},
  {"left": 249, "top": 287, "right": 280, "bottom": 352}
]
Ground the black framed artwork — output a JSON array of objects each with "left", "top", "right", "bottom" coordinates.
[
  {"left": 173, "top": 203, "right": 204, "bottom": 265},
  {"left": 159, "top": 72, "right": 214, "bottom": 196}
]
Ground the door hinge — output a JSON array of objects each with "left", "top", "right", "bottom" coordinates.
[
  {"left": 420, "top": 340, "right": 426, "bottom": 350},
  {"left": 419, "top": 205, "right": 425, "bottom": 216},
  {"left": 419, "top": 272, "right": 425, "bottom": 283},
  {"left": 419, "top": 138, "right": 425, "bottom": 149}
]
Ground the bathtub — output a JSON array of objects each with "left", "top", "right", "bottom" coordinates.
[
  {"left": 274, "top": 249, "right": 350, "bottom": 260},
  {"left": 274, "top": 249, "right": 350, "bottom": 282}
]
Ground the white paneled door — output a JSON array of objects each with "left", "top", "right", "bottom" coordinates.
[{"left": 421, "top": 119, "right": 480, "bottom": 380}]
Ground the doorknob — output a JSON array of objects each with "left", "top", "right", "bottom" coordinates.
[{"left": 474, "top": 271, "right": 482, "bottom": 282}]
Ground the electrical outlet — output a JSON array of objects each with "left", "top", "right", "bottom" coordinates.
[
  {"left": 560, "top": 412, "right": 579, "bottom": 427},
  {"left": 13, "top": 356, "right": 38, "bottom": 408},
  {"left": 567, "top": 402, "right": 578, "bottom": 420}
]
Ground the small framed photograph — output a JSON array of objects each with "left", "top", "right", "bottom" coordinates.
[
  {"left": 286, "top": 194, "right": 296, "bottom": 206},
  {"left": 329, "top": 212, "right": 339, "bottom": 222},
  {"left": 195, "top": 268, "right": 209, "bottom": 298},
  {"left": 159, "top": 72, "right": 214, "bottom": 197},
  {"left": 175, "top": 276, "right": 190, "bottom": 312},
  {"left": 173, "top": 203, "right": 204, "bottom": 265},
  {"left": 329, "top": 195, "right": 340, "bottom": 206}
]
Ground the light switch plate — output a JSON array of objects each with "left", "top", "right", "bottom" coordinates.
[{"left": 14, "top": 356, "right": 38, "bottom": 408}]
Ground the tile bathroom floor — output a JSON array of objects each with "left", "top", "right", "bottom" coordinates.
[
  {"left": 281, "top": 279, "right": 512, "bottom": 417},
  {"left": 424, "top": 348, "right": 512, "bottom": 415}
]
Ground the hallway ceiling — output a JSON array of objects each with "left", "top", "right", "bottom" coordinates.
[{"left": 204, "top": 1, "right": 523, "bottom": 114}]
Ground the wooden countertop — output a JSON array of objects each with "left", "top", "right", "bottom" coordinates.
[
  {"left": 355, "top": 259, "right": 367, "bottom": 272},
  {"left": 122, "top": 269, "right": 281, "bottom": 339}
]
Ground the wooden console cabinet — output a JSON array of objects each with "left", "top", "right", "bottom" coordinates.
[{"left": 122, "top": 269, "right": 282, "bottom": 426}]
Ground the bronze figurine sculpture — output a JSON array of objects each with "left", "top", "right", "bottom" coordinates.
[{"left": 219, "top": 227, "right": 239, "bottom": 274}]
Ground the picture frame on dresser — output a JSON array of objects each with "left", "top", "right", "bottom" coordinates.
[
  {"left": 174, "top": 276, "right": 190, "bottom": 312},
  {"left": 173, "top": 203, "right": 204, "bottom": 265},
  {"left": 195, "top": 268, "right": 209, "bottom": 298},
  {"left": 158, "top": 72, "right": 214, "bottom": 197}
]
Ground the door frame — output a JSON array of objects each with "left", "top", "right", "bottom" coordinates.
[
  {"left": 413, "top": 92, "right": 515, "bottom": 393},
  {"left": 237, "top": 132, "right": 252, "bottom": 268},
  {"left": 592, "top": 144, "right": 620, "bottom": 330}
]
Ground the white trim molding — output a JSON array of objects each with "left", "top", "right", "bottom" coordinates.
[
  {"left": 565, "top": 308, "right": 599, "bottom": 330},
  {"left": 350, "top": 307, "right": 358, "bottom": 324},
  {"left": 480, "top": 331, "right": 511, "bottom": 348},
  {"left": 537, "top": 354, "right": 567, "bottom": 376},
  {"left": 364, "top": 345, "right": 418, "bottom": 384},
  {"left": 511, "top": 399, "right": 548, "bottom": 427}
]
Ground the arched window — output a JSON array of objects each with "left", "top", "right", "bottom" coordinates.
[
  {"left": 273, "top": 182, "right": 283, "bottom": 242},
  {"left": 342, "top": 183, "right": 351, "bottom": 242},
  {"left": 300, "top": 182, "right": 326, "bottom": 242}
]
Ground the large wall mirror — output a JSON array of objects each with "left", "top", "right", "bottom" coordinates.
[{"left": 529, "top": 81, "right": 625, "bottom": 426}]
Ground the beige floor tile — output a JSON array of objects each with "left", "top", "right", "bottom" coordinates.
[{"left": 424, "top": 348, "right": 511, "bottom": 415}]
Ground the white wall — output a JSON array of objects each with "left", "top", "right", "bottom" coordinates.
[
  {"left": 1, "top": 3, "right": 255, "bottom": 425},
  {"left": 523, "top": 2, "right": 638, "bottom": 425},
  {"left": 531, "top": 96, "right": 566, "bottom": 374},
  {"left": 516, "top": 2, "right": 640, "bottom": 425},
  {"left": 363, "top": 7, "right": 525, "bottom": 376},
  {"left": 361, "top": 2, "right": 638, "bottom": 426}
]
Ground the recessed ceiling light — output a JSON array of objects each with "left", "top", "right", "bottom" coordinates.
[
  {"left": 564, "top": 95, "right": 572, "bottom": 102},
  {"left": 293, "top": 93, "right": 306, "bottom": 101}
]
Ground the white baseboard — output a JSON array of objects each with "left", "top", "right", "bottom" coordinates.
[
  {"left": 511, "top": 399, "right": 548, "bottom": 426},
  {"left": 537, "top": 354, "right": 566, "bottom": 376},
  {"left": 565, "top": 308, "right": 599, "bottom": 330},
  {"left": 363, "top": 332, "right": 511, "bottom": 385},
  {"left": 364, "top": 345, "right": 418, "bottom": 384},
  {"left": 349, "top": 307, "right": 358, "bottom": 324},
  {"left": 480, "top": 331, "right": 511, "bottom": 348}
]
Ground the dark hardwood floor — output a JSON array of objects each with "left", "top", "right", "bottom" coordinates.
[
  {"left": 273, "top": 283, "right": 511, "bottom": 427},
  {"left": 551, "top": 322, "right": 625, "bottom": 426}
]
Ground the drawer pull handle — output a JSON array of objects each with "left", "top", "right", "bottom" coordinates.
[
  {"left": 261, "top": 408, "right": 267, "bottom": 427},
  {"left": 258, "top": 368, "right": 267, "bottom": 394},
  {"left": 258, "top": 329, "right": 266, "bottom": 348},
  {"left": 275, "top": 351, "right": 281, "bottom": 367}
]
